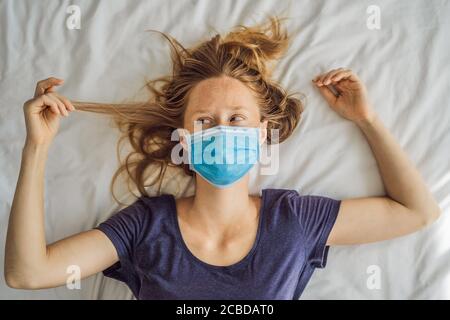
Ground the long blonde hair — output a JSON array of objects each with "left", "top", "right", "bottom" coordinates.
[{"left": 73, "top": 16, "right": 304, "bottom": 205}]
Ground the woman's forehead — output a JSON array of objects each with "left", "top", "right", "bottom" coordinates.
[{"left": 186, "top": 76, "right": 259, "bottom": 113}]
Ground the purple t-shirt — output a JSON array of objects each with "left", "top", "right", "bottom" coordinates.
[{"left": 95, "top": 188, "right": 341, "bottom": 300}]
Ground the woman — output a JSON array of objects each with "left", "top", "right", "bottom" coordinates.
[{"left": 4, "top": 17, "right": 441, "bottom": 299}]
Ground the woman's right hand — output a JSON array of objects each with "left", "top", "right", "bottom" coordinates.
[{"left": 23, "top": 77, "right": 75, "bottom": 146}]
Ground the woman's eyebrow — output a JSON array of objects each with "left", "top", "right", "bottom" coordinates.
[
  {"left": 190, "top": 109, "right": 211, "bottom": 117},
  {"left": 229, "top": 105, "right": 247, "bottom": 110},
  {"left": 191, "top": 105, "right": 247, "bottom": 116}
]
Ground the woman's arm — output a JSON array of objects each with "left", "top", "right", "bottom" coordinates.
[
  {"left": 312, "top": 69, "right": 441, "bottom": 245},
  {"left": 4, "top": 78, "right": 118, "bottom": 289}
]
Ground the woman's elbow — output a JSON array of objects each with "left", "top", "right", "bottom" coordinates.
[
  {"left": 5, "top": 271, "right": 42, "bottom": 290},
  {"left": 417, "top": 204, "right": 442, "bottom": 228},
  {"left": 5, "top": 272, "right": 25, "bottom": 289}
]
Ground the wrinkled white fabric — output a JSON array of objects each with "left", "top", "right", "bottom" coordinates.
[{"left": 0, "top": 0, "right": 449, "bottom": 299}]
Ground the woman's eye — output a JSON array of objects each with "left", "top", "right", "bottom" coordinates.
[
  {"left": 197, "top": 118, "right": 212, "bottom": 124},
  {"left": 231, "top": 115, "right": 245, "bottom": 122}
]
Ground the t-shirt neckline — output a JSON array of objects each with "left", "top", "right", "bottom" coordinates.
[{"left": 168, "top": 189, "right": 267, "bottom": 271}]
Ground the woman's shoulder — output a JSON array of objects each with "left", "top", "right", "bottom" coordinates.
[
  {"left": 105, "top": 193, "right": 175, "bottom": 224},
  {"left": 261, "top": 187, "right": 299, "bottom": 204},
  {"left": 96, "top": 193, "right": 176, "bottom": 239},
  {"left": 261, "top": 187, "right": 341, "bottom": 215},
  {"left": 139, "top": 192, "right": 175, "bottom": 207},
  {"left": 262, "top": 187, "right": 339, "bottom": 201},
  {"left": 262, "top": 187, "right": 299, "bottom": 196}
]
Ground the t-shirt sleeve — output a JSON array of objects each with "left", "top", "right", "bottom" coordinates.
[
  {"left": 94, "top": 197, "right": 148, "bottom": 283},
  {"left": 290, "top": 193, "right": 342, "bottom": 269}
]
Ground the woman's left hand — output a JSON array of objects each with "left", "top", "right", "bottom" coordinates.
[{"left": 312, "top": 68, "right": 376, "bottom": 125}]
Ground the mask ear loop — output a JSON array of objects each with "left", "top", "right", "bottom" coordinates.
[
  {"left": 253, "top": 127, "right": 261, "bottom": 163},
  {"left": 176, "top": 128, "right": 193, "bottom": 168},
  {"left": 258, "top": 128, "right": 261, "bottom": 162},
  {"left": 185, "top": 132, "right": 194, "bottom": 170}
]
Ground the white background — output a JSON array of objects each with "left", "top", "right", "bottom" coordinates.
[{"left": 0, "top": 0, "right": 449, "bottom": 299}]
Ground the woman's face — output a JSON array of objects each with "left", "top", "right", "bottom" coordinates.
[{"left": 183, "top": 75, "right": 268, "bottom": 136}]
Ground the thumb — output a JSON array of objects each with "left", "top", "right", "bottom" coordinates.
[{"left": 314, "top": 82, "right": 338, "bottom": 106}]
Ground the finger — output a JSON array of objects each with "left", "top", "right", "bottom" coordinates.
[
  {"left": 58, "top": 94, "right": 75, "bottom": 111},
  {"left": 46, "top": 94, "right": 66, "bottom": 116},
  {"left": 327, "top": 84, "right": 342, "bottom": 96},
  {"left": 312, "top": 72, "right": 328, "bottom": 84},
  {"left": 332, "top": 69, "right": 359, "bottom": 82},
  {"left": 54, "top": 96, "right": 69, "bottom": 117},
  {"left": 334, "top": 82, "right": 350, "bottom": 93},
  {"left": 40, "top": 95, "right": 61, "bottom": 115},
  {"left": 46, "top": 94, "right": 68, "bottom": 117},
  {"left": 312, "top": 74, "right": 321, "bottom": 82},
  {"left": 314, "top": 69, "right": 340, "bottom": 86},
  {"left": 34, "top": 77, "right": 64, "bottom": 97},
  {"left": 315, "top": 82, "right": 338, "bottom": 105},
  {"left": 49, "top": 92, "right": 75, "bottom": 112},
  {"left": 331, "top": 70, "right": 352, "bottom": 82},
  {"left": 34, "top": 78, "right": 63, "bottom": 97},
  {"left": 313, "top": 72, "right": 330, "bottom": 86},
  {"left": 323, "top": 68, "right": 345, "bottom": 85}
]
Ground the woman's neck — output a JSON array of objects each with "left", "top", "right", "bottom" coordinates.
[{"left": 189, "top": 175, "right": 257, "bottom": 233}]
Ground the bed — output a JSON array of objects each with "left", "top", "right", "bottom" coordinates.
[{"left": 0, "top": 0, "right": 449, "bottom": 299}]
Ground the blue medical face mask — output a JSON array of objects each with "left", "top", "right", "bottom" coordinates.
[{"left": 186, "top": 125, "right": 261, "bottom": 188}]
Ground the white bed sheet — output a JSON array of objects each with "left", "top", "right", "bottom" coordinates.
[{"left": 1, "top": 0, "right": 449, "bottom": 299}]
